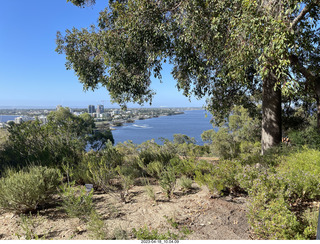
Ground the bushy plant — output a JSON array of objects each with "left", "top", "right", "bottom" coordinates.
[
  {"left": 278, "top": 148, "right": 320, "bottom": 202},
  {"left": 143, "top": 179, "right": 156, "bottom": 202},
  {"left": 201, "top": 105, "right": 261, "bottom": 159},
  {"left": 59, "top": 183, "right": 94, "bottom": 221},
  {"left": 132, "top": 226, "right": 179, "bottom": 240},
  {"left": 159, "top": 167, "right": 176, "bottom": 200},
  {"left": 248, "top": 196, "right": 300, "bottom": 240},
  {"left": 138, "top": 141, "right": 176, "bottom": 166},
  {"left": 300, "top": 207, "right": 319, "bottom": 240},
  {"left": 15, "top": 213, "right": 47, "bottom": 240},
  {"left": 86, "top": 143, "right": 124, "bottom": 192},
  {"left": 288, "top": 124, "right": 320, "bottom": 149},
  {"left": 112, "top": 227, "right": 128, "bottom": 240},
  {"left": 1, "top": 108, "right": 95, "bottom": 169},
  {"left": 246, "top": 147, "right": 320, "bottom": 239},
  {"left": 115, "top": 164, "right": 139, "bottom": 202},
  {"left": 235, "top": 164, "right": 268, "bottom": 192},
  {"left": 0, "top": 166, "right": 62, "bottom": 213},
  {"left": 169, "top": 157, "right": 196, "bottom": 177},
  {"left": 202, "top": 128, "right": 240, "bottom": 159},
  {"left": 145, "top": 161, "right": 164, "bottom": 178},
  {"left": 194, "top": 160, "right": 240, "bottom": 195},
  {"left": 87, "top": 210, "right": 108, "bottom": 240},
  {"left": 178, "top": 176, "right": 193, "bottom": 192}
]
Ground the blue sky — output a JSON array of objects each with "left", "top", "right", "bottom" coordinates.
[{"left": 0, "top": 0, "right": 206, "bottom": 109}]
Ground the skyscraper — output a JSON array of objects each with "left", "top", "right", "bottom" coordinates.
[
  {"left": 88, "top": 105, "right": 95, "bottom": 114},
  {"left": 96, "top": 105, "right": 104, "bottom": 114}
]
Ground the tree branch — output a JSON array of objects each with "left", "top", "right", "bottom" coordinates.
[
  {"left": 288, "top": 54, "right": 316, "bottom": 82},
  {"left": 290, "top": 4, "right": 311, "bottom": 30}
]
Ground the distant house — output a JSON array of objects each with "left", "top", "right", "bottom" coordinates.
[
  {"left": 14, "top": 117, "right": 23, "bottom": 124},
  {"left": 38, "top": 115, "right": 47, "bottom": 124}
]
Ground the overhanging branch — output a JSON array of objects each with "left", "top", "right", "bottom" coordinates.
[{"left": 290, "top": 4, "right": 311, "bottom": 30}]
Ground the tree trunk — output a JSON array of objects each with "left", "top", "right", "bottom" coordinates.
[
  {"left": 261, "top": 73, "right": 282, "bottom": 154},
  {"left": 314, "top": 95, "right": 320, "bottom": 133},
  {"left": 315, "top": 80, "right": 320, "bottom": 133}
]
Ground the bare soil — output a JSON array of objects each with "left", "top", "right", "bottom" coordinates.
[{"left": 0, "top": 182, "right": 253, "bottom": 240}]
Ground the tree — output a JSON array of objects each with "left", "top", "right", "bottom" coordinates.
[
  {"left": 201, "top": 105, "right": 261, "bottom": 159},
  {"left": 1, "top": 107, "right": 112, "bottom": 169},
  {"left": 56, "top": 0, "right": 320, "bottom": 154}
]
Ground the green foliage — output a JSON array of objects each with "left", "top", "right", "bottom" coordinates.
[
  {"left": 1, "top": 107, "right": 102, "bottom": 170},
  {"left": 245, "top": 147, "right": 320, "bottom": 239},
  {"left": 59, "top": 183, "right": 94, "bottom": 222},
  {"left": 248, "top": 196, "right": 301, "bottom": 240},
  {"left": 87, "top": 210, "right": 108, "bottom": 240},
  {"left": 159, "top": 167, "right": 176, "bottom": 200},
  {"left": 111, "top": 227, "right": 128, "bottom": 240},
  {"left": 86, "top": 142, "right": 123, "bottom": 192},
  {"left": 67, "top": 0, "right": 96, "bottom": 8},
  {"left": 202, "top": 106, "right": 261, "bottom": 159},
  {"left": 16, "top": 213, "right": 47, "bottom": 240},
  {"left": 145, "top": 185, "right": 156, "bottom": 202},
  {"left": 288, "top": 125, "right": 320, "bottom": 149},
  {"left": 178, "top": 176, "right": 193, "bottom": 193},
  {"left": 138, "top": 142, "right": 176, "bottom": 167},
  {"left": 132, "top": 226, "right": 179, "bottom": 240},
  {"left": 145, "top": 161, "right": 163, "bottom": 178},
  {"left": 194, "top": 160, "right": 240, "bottom": 195},
  {"left": 87, "top": 130, "right": 115, "bottom": 151},
  {"left": 164, "top": 215, "right": 178, "bottom": 229},
  {"left": 169, "top": 157, "right": 196, "bottom": 178},
  {"left": 0, "top": 166, "right": 62, "bottom": 213},
  {"left": 173, "top": 134, "right": 195, "bottom": 145},
  {"left": 115, "top": 164, "right": 139, "bottom": 202},
  {"left": 300, "top": 207, "right": 319, "bottom": 240},
  {"left": 235, "top": 164, "right": 266, "bottom": 192},
  {"left": 278, "top": 148, "right": 320, "bottom": 202}
]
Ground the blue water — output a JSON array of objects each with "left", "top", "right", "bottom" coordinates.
[
  {"left": 0, "top": 115, "right": 19, "bottom": 123},
  {"left": 112, "top": 110, "right": 216, "bottom": 145}
]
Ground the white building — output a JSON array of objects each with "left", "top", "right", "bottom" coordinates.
[{"left": 14, "top": 117, "right": 23, "bottom": 124}]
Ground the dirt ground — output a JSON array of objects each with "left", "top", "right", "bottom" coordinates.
[{"left": 0, "top": 182, "right": 253, "bottom": 240}]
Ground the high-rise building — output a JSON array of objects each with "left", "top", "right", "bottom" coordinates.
[
  {"left": 88, "top": 105, "right": 95, "bottom": 114},
  {"left": 96, "top": 105, "right": 104, "bottom": 114}
]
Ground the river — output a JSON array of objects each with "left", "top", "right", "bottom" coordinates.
[{"left": 112, "top": 110, "right": 216, "bottom": 145}]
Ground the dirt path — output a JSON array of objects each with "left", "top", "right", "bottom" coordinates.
[{"left": 0, "top": 183, "right": 252, "bottom": 240}]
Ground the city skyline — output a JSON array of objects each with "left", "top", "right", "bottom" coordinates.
[{"left": 0, "top": 1, "right": 207, "bottom": 109}]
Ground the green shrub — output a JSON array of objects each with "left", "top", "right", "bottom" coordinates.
[
  {"left": 144, "top": 179, "right": 156, "bottom": 202},
  {"left": 145, "top": 161, "right": 164, "bottom": 178},
  {"left": 248, "top": 196, "right": 300, "bottom": 240},
  {"left": 278, "top": 148, "right": 320, "bottom": 202},
  {"left": 15, "top": 213, "right": 46, "bottom": 240},
  {"left": 87, "top": 210, "right": 108, "bottom": 240},
  {"left": 115, "top": 164, "right": 139, "bottom": 202},
  {"left": 138, "top": 141, "right": 176, "bottom": 167},
  {"left": 300, "top": 207, "right": 318, "bottom": 240},
  {"left": 235, "top": 164, "right": 268, "bottom": 192},
  {"left": 178, "top": 176, "right": 193, "bottom": 192},
  {"left": 246, "top": 147, "right": 320, "bottom": 239},
  {"left": 159, "top": 167, "right": 176, "bottom": 200},
  {"left": 132, "top": 226, "right": 179, "bottom": 240},
  {"left": 170, "top": 158, "right": 196, "bottom": 177},
  {"left": 86, "top": 155, "right": 117, "bottom": 193},
  {"left": 288, "top": 126, "right": 320, "bottom": 149},
  {"left": 112, "top": 227, "right": 128, "bottom": 240},
  {"left": 194, "top": 160, "right": 240, "bottom": 195},
  {"left": 0, "top": 166, "right": 62, "bottom": 213},
  {"left": 59, "top": 183, "right": 94, "bottom": 221}
]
